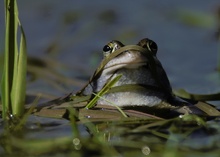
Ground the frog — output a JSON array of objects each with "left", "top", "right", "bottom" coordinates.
[{"left": 77, "top": 38, "right": 203, "bottom": 115}]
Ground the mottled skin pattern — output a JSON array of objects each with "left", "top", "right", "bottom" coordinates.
[{"left": 80, "top": 38, "right": 203, "bottom": 114}]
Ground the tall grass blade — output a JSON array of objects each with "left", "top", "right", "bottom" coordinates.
[
  {"left": 1, "top": 0, "right": 26, "bottom": 118},
  {"left": 11, "top": 19, "right": 27, "bottom": 116},
  {"left": 1, "top": 0, "right": 17, "bottom": 118}
]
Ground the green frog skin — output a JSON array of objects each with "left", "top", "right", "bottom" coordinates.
[{"left": 79, "top": 38, "right": 203, "bottom": 114}]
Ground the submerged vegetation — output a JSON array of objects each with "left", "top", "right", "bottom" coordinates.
[{"left": 0, "top": 1, "right": 220, "bottom": 157}]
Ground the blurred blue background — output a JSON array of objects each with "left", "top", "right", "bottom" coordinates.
[{"left": 0, "top": 0, "right": 220, "bottom": 98}]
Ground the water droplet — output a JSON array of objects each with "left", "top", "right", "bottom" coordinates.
[
  {"left": 73, "top": 138, "right": 80, "bottom": 145},
  {"left": 142, "top": 146, "right": 151, "bottom": 155},
  {"left": 72, "top": 138, "right": 81, "bottom": 150}
]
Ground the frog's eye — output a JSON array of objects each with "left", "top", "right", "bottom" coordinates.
[
  {"left": 147, "top": 40, "right": 158, "bottom": 54},
  {"left": 138, "top": 38, "right": 158, "bottom": 55},
  {"left": 103, "top": 45, "right": 113, "bottom": 57},
  {"left": 103, "top": 45, "right": 112, "bottom": 52},
  {"left": 103, "top": 40, "right": 123, "bottom": 57}
]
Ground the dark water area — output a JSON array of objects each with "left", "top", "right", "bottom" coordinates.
[{"left": 0, "top": 0, "right": 220, "bottom": 98}]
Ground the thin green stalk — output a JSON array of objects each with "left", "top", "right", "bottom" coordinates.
[
  {"left": 11, "top": 18, "right": 27, "bottom": 116},
  {"left": 92, "top": 92, "right": 128, "bottom": 117},
  {"left": 1, "top": 0, "right": 17, "bottom": 118},
  {"left": 85, "top": 75, "right": 122, "bottom": 109},
  {"left": 68, "top": 107, "right": 80, "bottom": 138}
]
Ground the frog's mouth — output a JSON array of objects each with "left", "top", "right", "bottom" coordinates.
[
  {"left": 103, "top": 60, "right": 147, "bottom": 75},
  {"left": 101, "top": 50, "right": 149, "bottom": 74}
]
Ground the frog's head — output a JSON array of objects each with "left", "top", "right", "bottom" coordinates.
[
  {"left": 81, "top": 38, "right": 171, "bottom": 96},
  {"left": 101, "top": 39, "right": 158, "bottom": 75}
]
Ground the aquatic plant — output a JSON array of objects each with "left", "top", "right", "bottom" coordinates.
[{"left": 1, "top": 0, "right": 27, "bottom": 119}]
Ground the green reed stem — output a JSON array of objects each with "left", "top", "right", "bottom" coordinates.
[{"left": 1, "top": 0, "right": 27, "bottom": 119}]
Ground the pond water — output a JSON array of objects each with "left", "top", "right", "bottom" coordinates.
[
  {"left": 1, "top": 0, "right": 220, "bottom": 98},
  {"left": 0, "top": 1, "right": 220, "bottom": 156}
]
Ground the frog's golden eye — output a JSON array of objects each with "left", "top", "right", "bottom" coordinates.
[
  {"left": 147, "top": 40, "right": 158, "bottom": 54},
  {"left": 138, "top": 38, "right": 158, "bottom": 55},
  {"left": 103, "top": 40, "right": 124, "bottom": 57}
]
